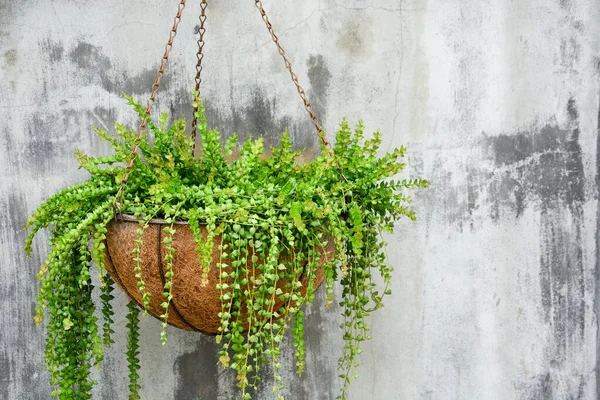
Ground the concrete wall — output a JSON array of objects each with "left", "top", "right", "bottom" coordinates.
[{"left": 1, "top": 0, "right": 600, "bottom": 399}]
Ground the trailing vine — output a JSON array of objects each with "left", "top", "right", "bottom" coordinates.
[
  {"left": 100, "top": 274, "right": 116, "bottom": 346},
  {"left": 126, "top": 301, "right": 142, "bottom": 400},
  {"left": 160, "top": 223, "right": 177, "bottom": 345},
  {"left": 132, "top": 225, "right": 151, "bottom": 313},
  {"left": 25, "top": 93, "right": 428, "bottom": 399}
]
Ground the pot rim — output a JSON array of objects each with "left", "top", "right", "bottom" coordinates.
[{"left": 115, "top": 213, "right": 206, "bottom": 226}]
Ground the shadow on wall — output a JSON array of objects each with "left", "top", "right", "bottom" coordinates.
[
  {"left": 41, "top": 38, "right": 334, "bottom": 164},
  {"left": 174, "top": 337, "right": 220, "bottom": 399},
  {"left": 421, "top": 98, "right": 587, "bottom": 398}
]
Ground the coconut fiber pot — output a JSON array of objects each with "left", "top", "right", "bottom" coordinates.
[{"left": 104, "top": 214, "right": 334, "bottom": 334}]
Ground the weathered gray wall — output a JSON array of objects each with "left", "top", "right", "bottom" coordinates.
[{"left": 2, "top": 0, "right": 600, "bottom": 399}]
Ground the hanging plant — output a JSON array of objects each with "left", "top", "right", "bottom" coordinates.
[{"left": 24, "top": 1, "right": 428, "bottom": 399}]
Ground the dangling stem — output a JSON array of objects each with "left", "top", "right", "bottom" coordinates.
[
  {"left": 100, "top": 274, "right": 116, "bottom": 346},
  {"left": 126, "top": 301, "right": 142, "bottom": 400}
]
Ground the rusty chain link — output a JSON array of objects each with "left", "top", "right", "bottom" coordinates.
[
  {"left": 191, "top": 0, "right": 208, "bottom": 151},
  {"left": 253, "top": 0, "right": 333, "bottom": 153},
  {"left": 114, "top": 0, "right": 188, "bottom": 212}
]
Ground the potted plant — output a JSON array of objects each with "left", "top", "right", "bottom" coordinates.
[{"left": 24, "top": 1, "right": 428, "bottom": 399}]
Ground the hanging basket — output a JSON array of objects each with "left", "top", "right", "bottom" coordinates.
[
  {"left": 104, "top": 214, "right": 334, "bottom": 334},
  {"left": 104, "top": 0, "right": 338, "bottom": 335}
]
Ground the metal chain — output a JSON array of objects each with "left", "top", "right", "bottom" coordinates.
[
  {"left": 113, "top": 0, "right": 340, "bottom": 214},
  {"left": 191, "top": 0, "right": 208, "bottom": 151},
  {"left": 253, "top": 0, "right": 333, "bottom": 152},
  {"left": 114, "top": 0, "right": 188, "bottom": 212}
]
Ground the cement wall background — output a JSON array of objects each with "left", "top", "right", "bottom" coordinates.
[{"left": 1, "top": 0, "right": 600, "bottom": 399}]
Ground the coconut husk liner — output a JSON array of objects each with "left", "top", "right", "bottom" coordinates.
[{"left": 104, "top": 214, "right": 334, "bottom": 335}]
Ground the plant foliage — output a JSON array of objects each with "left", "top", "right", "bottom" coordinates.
[{"left": 24, "top": 93, "right": 428, "bottom": 399}]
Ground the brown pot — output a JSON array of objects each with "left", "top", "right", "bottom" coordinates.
[{"left": 104, "top": 214, "right": 334, "bottom": 334}]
